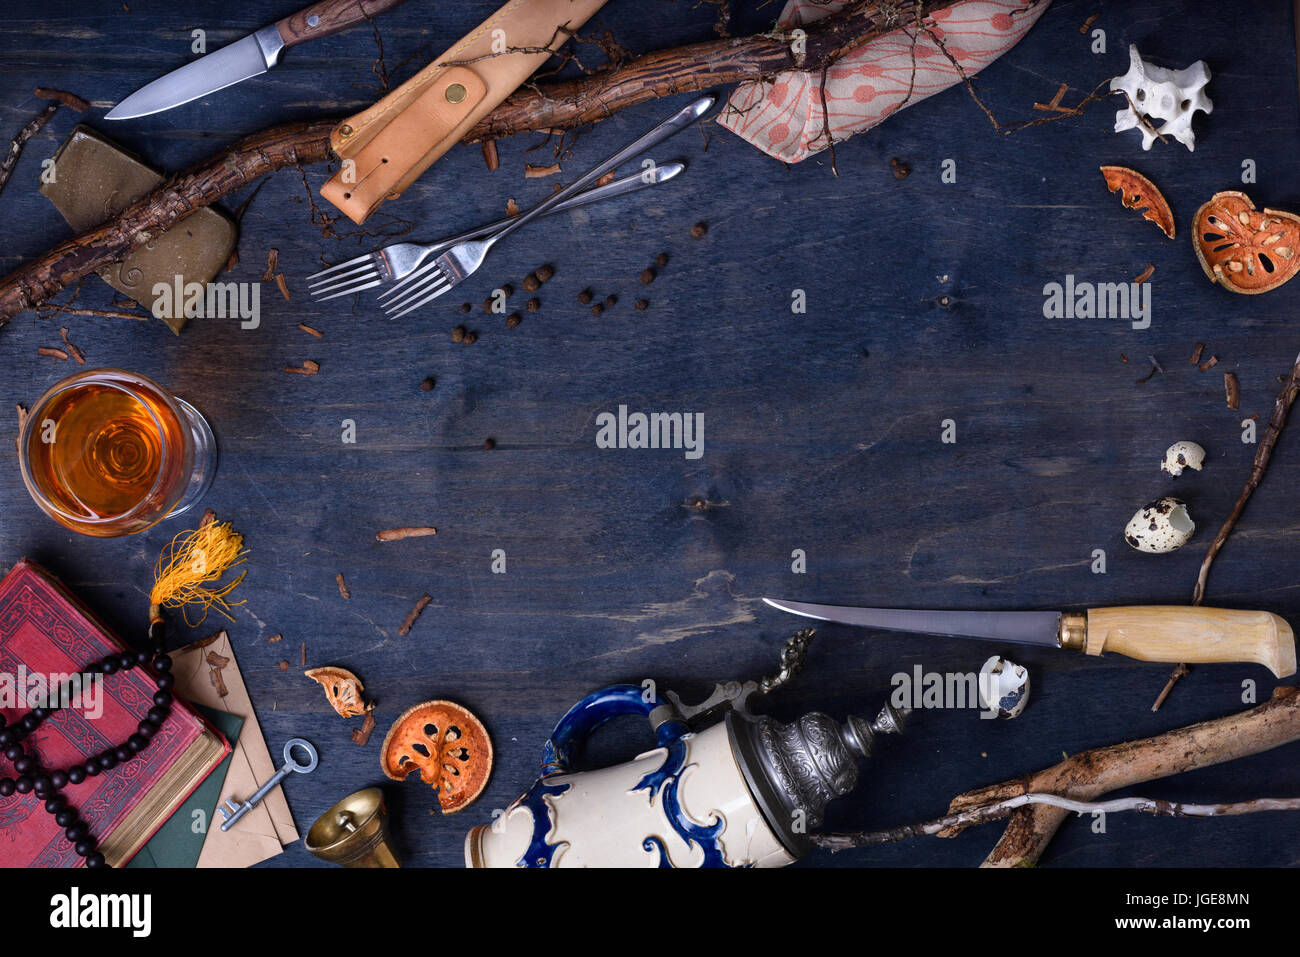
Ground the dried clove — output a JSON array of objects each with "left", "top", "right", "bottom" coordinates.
[{"left": 397, "top": 593, "right": 433, "bottom": 637}]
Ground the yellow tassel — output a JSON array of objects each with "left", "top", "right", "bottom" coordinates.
[{"left": 149, "top": 520, "right": 248, "bottom": 626}]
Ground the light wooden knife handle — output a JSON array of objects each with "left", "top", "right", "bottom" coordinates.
[{"left": 1080, "top": 606, "right": 1296, "bottom": 677}]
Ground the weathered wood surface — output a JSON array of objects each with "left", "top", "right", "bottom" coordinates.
[{"left": 1, "top": 0, "right": 1299, "bottom": 868}]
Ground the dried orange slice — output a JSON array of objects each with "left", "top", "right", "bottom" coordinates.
[
  {"left": 1100, "top": 166, "right": 1175, "bottom": 239},
  {"left": 1193, "top": 191, "right": 1300, "bottom": 295},
  {"left": 380, "top": 699, "right": 492, "bottom": 814},
  {"left": 304, "top": 666, "right": 367, "bottom": 718}
]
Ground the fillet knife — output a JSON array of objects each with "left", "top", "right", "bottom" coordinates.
[
  {"left": 106, "top": 0, "right": 409, "bottom": 120},
  {"left": 761, "top": 598, "right": 1297, "bottom": 678}
]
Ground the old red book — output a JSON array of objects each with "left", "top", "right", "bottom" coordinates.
[{"left": 0, "top": 559, "right": 228, "bottom": 867}]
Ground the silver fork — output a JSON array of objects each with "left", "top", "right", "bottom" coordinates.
[
  {"left": 381, "top": 94, "right": 715, "bottom": 319},
  {"left": 307, "top": 162, "right": 687, "bottom": 302}
]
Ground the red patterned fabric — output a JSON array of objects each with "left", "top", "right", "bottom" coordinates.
[{"left": 720, "top": 0, "right": 1050, "bottom": 162}]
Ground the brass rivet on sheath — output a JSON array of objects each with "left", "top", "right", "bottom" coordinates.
[
  {"left": 339, "top": 125, "right": 354, "bottom": 137},
  {"left": 445, "top": 83, "right": 467, "bottom": 104}
]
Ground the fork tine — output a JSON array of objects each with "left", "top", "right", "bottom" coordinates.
[
  {"left": 305, "top": 254, "right": 373, "bottom": 283},
  {"left": 308, "top": 261, "right": 377, "bottom": 289},
  {"left": 314, "top": 277, "right": 384, "bottom": 302},
  {"left": 385, "top": 273, "right": 452, "bottom": 319},
  {"left": 308, "top": 268, "right": 381, "bottom": 300},
  {"left": 379, "top": 269, "right": 452, "bottom": 314},
  {"left": 376, "top": 259, "right": 441, "bottom": 302}
]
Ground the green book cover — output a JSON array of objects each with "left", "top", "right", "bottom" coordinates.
[{"left": 126, "top": 706, "right": 243, "bottom": 868}]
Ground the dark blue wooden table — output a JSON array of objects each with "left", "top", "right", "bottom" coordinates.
[{"left": 2, "top": 0, "right": 1299, "bottom": 867}]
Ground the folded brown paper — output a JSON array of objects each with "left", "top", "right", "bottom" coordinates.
[{"left": 322, "top": 0, "right": 610, "bottom": 223}]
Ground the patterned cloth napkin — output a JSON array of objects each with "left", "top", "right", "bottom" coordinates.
[{"left": 720, "top": 0, "right": 1050, "bottom": 162}]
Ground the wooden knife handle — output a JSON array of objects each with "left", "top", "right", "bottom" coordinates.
[
  {"left": 276, "top": 0, "right": 407, "bottom": 49},
  {"left": 1084, "top": 606, "right": 1296, "bottom": 677}
]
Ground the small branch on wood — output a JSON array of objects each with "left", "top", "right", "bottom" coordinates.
[
  {"left": 813, "top": 793, "right": 1300, "bottom": 851},
  {"left": 1193, "top": 348, "right": 1300, "bottom": 605},
  {"left": 1155, "top": 349, "right": 1300, "bottom": 710},
  {"left": 0, "top": 103, "right": 58, "bottom": 198},
  {"left": 941, "top": 686, "right": 1300, "bottom": 867}
]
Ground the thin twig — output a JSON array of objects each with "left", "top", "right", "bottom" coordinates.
[{"left": 813, "top": 793, "right": 1300, "bottom": 851}]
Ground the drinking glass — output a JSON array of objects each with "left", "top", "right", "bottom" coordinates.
[{"left": 18, "top": 368, "right": 216, "bottom": 537}]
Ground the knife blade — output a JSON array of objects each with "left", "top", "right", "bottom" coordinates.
[
  {"left": 106, "top": 0, "right": 409, "bottom": 120},
  {"left": 761, "top": 598, "right": 1297, "bottom": 677}
]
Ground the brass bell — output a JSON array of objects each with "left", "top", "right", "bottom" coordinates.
[{"left": 304, "top": 788, "right": 400, "bottom": 868}]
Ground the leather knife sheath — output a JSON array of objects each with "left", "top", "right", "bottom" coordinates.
[{"left": 322, "top": 0, "right": 610, "bottom": 223}]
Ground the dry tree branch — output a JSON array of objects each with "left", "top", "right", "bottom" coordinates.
[
  {"left": 936, "top": 686, "right": 1300, "bottom": 867},
  {"left": 813, "top": 793, "right": 1300, "bottom": 851}
]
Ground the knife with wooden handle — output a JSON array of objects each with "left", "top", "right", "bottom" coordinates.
[
  {"left": 106, "top": 0, "right": 410, "bottom": 120},
  {"left": 762, "top": 599, "right": 1297, "bottom": 677}
]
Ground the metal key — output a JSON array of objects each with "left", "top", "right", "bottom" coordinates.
[{"left": 219, "top": 737, "right": 318, "bottom": 831}]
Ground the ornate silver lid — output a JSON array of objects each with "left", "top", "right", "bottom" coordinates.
[{"left": 727, "top": 702, "right": 906, "bottom": 856}]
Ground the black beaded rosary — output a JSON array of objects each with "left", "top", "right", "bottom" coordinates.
[
  {"left": 0, "top": 518, "right": 246, "bottom": 868},
  {"left": 0, "top": 619, "right": 174, "bottom": 868}
]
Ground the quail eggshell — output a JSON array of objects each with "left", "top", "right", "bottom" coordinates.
[
  {"left": 1125, "top": 496, "right": 1195, "bottom": 553},
  {"left": 1161, "top": 440, "right": 1206, "bottom": 477},
  {"left": 978, "top": 655, "right": 1030, "bottom": 719}
]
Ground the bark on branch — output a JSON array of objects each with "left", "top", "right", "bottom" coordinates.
[{"left": 0, "top": 0, "right": 959, "bottom": 330}]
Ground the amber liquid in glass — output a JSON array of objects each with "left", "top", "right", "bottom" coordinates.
[{"left": 25, "top": 380, "right": 187, "bottom": 530}]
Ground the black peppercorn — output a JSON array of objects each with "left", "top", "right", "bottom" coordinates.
[
  {"left": 483, "top": 438, "right": 496, "bottom": 451},
  {"left": 451, "top": 325, "right": 466, "bottom": 343},
  {"left": 463, "top": 331, "right": 478, "bottom": 345},
  {"left": 577, "top": 289, "right": 593, "bottom": 304},
  {"left": 635, "top": 300, "right": 649, "bottom": 311},
  {"left": 521, "top": 273, "right": 540, "bottom": 292},
  {"left": 604, "top": 295, "right": 617, "bottom": 308},
  {"left": 526, "top": 298, "right": 540, "bottom": 313},
  {"left": 506, "top": 313, "right": 521, "bottom": 328},
  {"left": 639, "top": 268, "right": 655, "bottom": 285},
  {"left": 420, "top": 377, "right": 435, "bottom": 392},
  {"left": 690, "top": 222, "right": 708, "bottom": 238},
  {"left": 459, "top": 302, "right": 472, "bottom": 314},
  {"left": 536, "top": 264, "right": 555, "bottom": 283},
  {"left": 654, "top": 253, "right": 669, "bottom": 268}
]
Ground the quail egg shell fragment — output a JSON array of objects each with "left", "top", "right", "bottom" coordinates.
[
  {"left": 1125, "top": 496, "right": 1195, "bottom": 553},
  {"left": 1161, "top": 440, "right": 1206, "bottom": 477},
  {"left": 978, "top": 655, "right": 1030, "bottom": 719}
]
